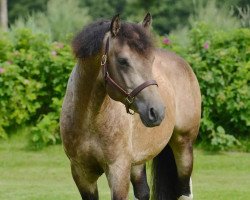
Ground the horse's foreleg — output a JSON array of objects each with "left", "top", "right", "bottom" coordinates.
[
  {"left": 170, "top": 135, "right": 195, "bottom": 200},
  {"left": 71, "top": 163, "right": 99, "bottom": 200},
  {"left": 106, "top": 158, "right": 131, "bottom": 200},
  {"left": 131, "top": 164, "right": 150, "bottom": 200}
]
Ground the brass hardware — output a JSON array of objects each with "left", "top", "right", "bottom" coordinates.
[
  {"left": 101, "top": 54, "right": 107, "bottom": 66},
  {"left": 125, "top": 96, "right": 134, "bottom": 105}
]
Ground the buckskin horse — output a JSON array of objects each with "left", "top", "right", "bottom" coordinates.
[{"left": 60, "top": 13, "right": 201, "bottom": 200}]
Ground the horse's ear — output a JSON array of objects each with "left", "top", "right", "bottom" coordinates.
[
  {"left": 141, "top": 12, "right": 152, "bottom": 31},
  {"left": 110, "top": 14, "right": 121, "bottom": 37}
]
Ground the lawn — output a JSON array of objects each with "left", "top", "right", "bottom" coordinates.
[{"left": 0, "top": 134, "right": 249, "bottom": 200}]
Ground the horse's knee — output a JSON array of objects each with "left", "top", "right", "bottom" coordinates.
[
  {"left": 131, "top": 164, "right": 150, "bottom": 200},
  {"left": 136, "top": 193, "right": 150, "bottom": 200},
  {"left": 80, "top": 190, "right": 99, "bottom": 200},
  {"left": 106, "top": 159, "right": 131, "bottom": 200},
  {"left": 170, "top": 135, "right": 194, "bottom": 177},
  {"left": 71, "top": 163, "right": 99, "bottom": 200},
  {"left": 133, "top": 185, "right": 150, "bottom": 200},
  {"left": 170, "top": 137, "right": 194, "bottom": 199}
]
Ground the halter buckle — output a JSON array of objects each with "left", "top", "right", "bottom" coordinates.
[
  {"left": 125, "top": 96, "right": 135, "bottom": 115},
  {"left": 125, "top": 96, "right": 134, "bottom": 105},
  {"left": 101, "top": 54, "right": 107, "bottom": 66}
]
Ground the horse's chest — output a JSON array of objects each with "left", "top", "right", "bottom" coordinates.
[{"left": 74, "top": 116, "right": 131, "bottom": 163}]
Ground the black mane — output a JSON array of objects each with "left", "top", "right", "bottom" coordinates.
[{"left": 72, "top": 19, "right": 153, "bottom": 59}]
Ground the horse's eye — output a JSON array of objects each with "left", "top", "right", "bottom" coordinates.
[{"left": 117, "top": 58, "right": 129, "bottom": 66}]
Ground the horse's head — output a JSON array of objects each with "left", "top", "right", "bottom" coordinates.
[{"left": 102, "top": 13, "right": 165, "bottom": 127}]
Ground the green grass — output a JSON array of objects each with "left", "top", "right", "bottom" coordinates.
[{"left": 0, "top": 134, "right": 249, "bottom": 200}]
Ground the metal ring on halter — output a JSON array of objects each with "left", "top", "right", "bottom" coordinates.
[
  {"left": 126, "top": 105, "right": 135, "bottom": 115},
  {"left": 125, "top": 96, "right": 135, "bottom": 115},
  {"left": 127, "top": 108, "right": 135, "bottom": 115},
  {"left": 101, "top": 55, "right": 107, "bottom": 66}
]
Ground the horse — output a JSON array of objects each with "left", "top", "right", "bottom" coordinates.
[{"left": 60, "top": 13, "right": 201, "bottom": 200}]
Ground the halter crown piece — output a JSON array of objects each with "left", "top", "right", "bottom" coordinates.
[{"left": 101, "top": 37, "right": 158, "bottom": 114}]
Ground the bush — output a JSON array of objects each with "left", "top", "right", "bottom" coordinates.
[
  {"left": 162, "top": 23, "right": 250, "bottom": 150},
  {"left": 0, "top": 28, "right": 74, "bottom": 148}
]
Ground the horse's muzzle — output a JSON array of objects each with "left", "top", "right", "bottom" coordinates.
[{"left": 140, "top": 105, "right": 165, "bottom": 127}]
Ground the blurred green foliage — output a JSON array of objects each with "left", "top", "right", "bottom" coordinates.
[
  {"left": 0, "top": 28, "right": 74, "bottom": 147},
  {"left": 8, "top": 0, "right": 250, "bottom": 35},
  {"left": 11, "top": 0, "right": 91, "bottom": 42},
  {"left": 8, "top": 0, "right": 48, "bottom": 23}
]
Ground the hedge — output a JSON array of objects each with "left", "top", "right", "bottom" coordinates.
[
  {"left": 0, "top": 28, "right": 74, "bottom": 148},
  {"left": 163, "top": 23, "right": 250, "bottom": 150},
  {"left": 0, "top": 25, "right": 249, "bottom": 150}
]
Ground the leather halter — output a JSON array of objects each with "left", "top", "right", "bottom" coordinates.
[{"left": 101, "top": 37, "right": 158, "bottom": 114}]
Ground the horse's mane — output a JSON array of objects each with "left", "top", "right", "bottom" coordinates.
[{"left": 72, "top": 19, "right": 153, "bottom": 59}]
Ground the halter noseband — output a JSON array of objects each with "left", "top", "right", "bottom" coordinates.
[{"left": 101, "top": 37, "right": 158, "bottom": 114}]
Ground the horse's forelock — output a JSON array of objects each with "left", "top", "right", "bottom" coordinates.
[
  {"left": 71, "top": 20, "right": 153, "bottom": 59},
  {"left": 117, "top": 23, "right": 154, "bottom": 55}
]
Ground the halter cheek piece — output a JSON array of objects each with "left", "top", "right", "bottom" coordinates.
[{"left": 101, "top": 37, "right": 158, "bottom": 114}]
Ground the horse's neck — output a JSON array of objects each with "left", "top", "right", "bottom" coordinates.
[{"left": 73, "top": 59, "right": 107, "bottom": 119}]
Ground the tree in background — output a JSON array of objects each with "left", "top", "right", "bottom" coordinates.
[
  {"left": 0, "top": 0, "right": 8, "bottom": 30},
  {"left": 124, "top": 0, "right": 194, "bottom": 34},
  {"left": 7, "top": 0, "right": 250, "bottom": 35},
  {"left": 80, "top": 0, "right": 126, "bottom": 20},
  {"left": 12, "top": 0, "right": 91, "bottom": 41},
  {"left": 8, "top": 0, "right": 48, "bottom": 23},
  {"left": 125, "top": 0, "right": 249, "bottom": 34}
]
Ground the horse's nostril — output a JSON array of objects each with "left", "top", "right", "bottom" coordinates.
[{"left": 149, "top": 107, "right": 158, "bottom": 123}]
